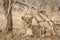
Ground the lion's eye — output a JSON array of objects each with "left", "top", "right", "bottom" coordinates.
[{"left": 21, "top": 17, "right": 24, "bottom": 19}]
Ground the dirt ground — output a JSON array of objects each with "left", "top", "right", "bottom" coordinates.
[{"left": 0, "top": 33, "right": 60, "bottom": 40}]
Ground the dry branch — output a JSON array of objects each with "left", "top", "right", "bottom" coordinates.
[
  {"left": 14, "top": 1, "right": 37, "bottom": 10},
  {"left": 38, "top": 11, "right": 55, "bottom": 25}
]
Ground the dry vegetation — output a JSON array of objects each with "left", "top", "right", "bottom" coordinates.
[{"left": 0, "top": 0, "right": 60, "bottom": 40}]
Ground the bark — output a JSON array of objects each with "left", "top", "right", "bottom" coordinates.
[{"left": 3, "top": 0, "right": 13, "bottom": 33}]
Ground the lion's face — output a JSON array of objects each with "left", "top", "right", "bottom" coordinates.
[{"left": 22, "top": 14, "right": 33, "bottom": 24}]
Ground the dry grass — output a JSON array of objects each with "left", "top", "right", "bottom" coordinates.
[
  {"left": 0, "top": 28, "right": 60, "bottom": 40},
  {"left": 0, "top": 33, "right": 60, "bottom": 40}
]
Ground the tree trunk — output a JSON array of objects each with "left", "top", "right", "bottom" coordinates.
[{"left": 3, "top": 0, "right": 13, "bottom": 33}]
